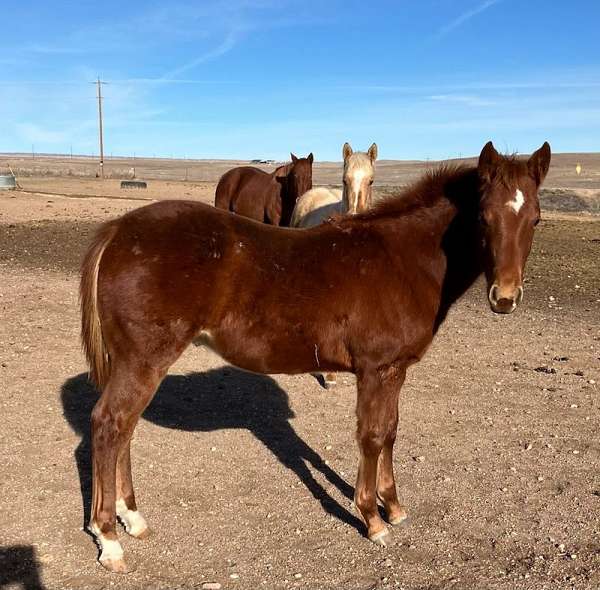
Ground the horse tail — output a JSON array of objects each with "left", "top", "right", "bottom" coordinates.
[{"left": 80, "top": 221, "right": 118, "bottom": 390}]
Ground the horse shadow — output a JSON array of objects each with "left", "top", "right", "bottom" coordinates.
[
  {"left": 60, "top": 367, "right": 361, "bottom": 535},
  {"left": 0, "top": 545, "right": 47, "bottom": 590}
]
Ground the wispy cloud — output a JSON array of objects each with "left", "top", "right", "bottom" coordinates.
[
  {"left": 104, "top": 78, "right": 237, "bottom": 85},
  {"left": 13, "top": 2, "right": 249, "bottom": 58},
  {"left": 428, "top": 94, "right": 496, "bottom": 107},
  {"left": 435, "top": 0, "right": 500, "bottom": 39},
  {"left": 161, "top": 28, "right": 241, "bottom": 80},
  {"left": 338, "top": 79, "right": 600, "bottom": 95}
]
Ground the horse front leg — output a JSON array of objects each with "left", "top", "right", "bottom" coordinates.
[
  {"left": 354, "top": 367, "right": 404, "bottom": 546},
  {"left": 375, "top": 367, "right": 407, "bottom": 526}
]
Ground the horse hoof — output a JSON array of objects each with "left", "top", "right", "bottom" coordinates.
[
  {"left": 388, "top": 507, "right": 408, "bottom": 526},
  {"left": 324, "top": 373, "right": 337, "bottom": 388},
  {"left": 132, "top": 526, "right": 151, "bottom": 540},
  {"left": 117, "top": 505, "right": 151, "bottom": 539},
  {"left": 389, "top": 513, "right": 408, "bottom": 526},
  {"left": 369, "top": 527, "right": 391, "bottom": 547},
  {"left": 99, "top": 557, "right": 129, "bottom": 574}
]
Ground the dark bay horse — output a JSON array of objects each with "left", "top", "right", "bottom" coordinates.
[
  {"left": 80, "top": 141, "right": 550, "bottom": 572},
  {"left": 215, "top": 153, "right": 313, "bottom": 226}
]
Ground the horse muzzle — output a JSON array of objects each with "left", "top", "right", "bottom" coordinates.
[{"left": 488, "top": 284, "right": 523, "bottom": 314}]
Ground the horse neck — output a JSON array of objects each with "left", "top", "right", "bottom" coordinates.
[
  {"left": 366, "top": 166, "right": 484, "bottom": 329},
  {"left": 278, "top": 171, "right": 298, "bottom": 226},
  {"left": 280, "top": 191, "right": 297, "bottom": 226},
  {"left": 434, "top": 168, "right": 485, "bottom": 329}
]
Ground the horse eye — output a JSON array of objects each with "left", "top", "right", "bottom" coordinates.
[
  {"left": 369, "top": 179, "right": 374, "bottom": 185},
  {"left": 534, "top": 217, "right": 541, "bottom": 226}
]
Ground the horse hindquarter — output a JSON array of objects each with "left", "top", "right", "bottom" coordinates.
[
  {"left": 215, "top": 167, "right": 280, "bottom": 224},
  {"left": 214, "top": 170, "right": 237, "bottom": 212}
]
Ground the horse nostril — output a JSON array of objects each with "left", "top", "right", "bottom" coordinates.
[
  {"left": 494, "top": 297, "right": 516, "bottom": 313},
  {"left": 488, "top": 284, "right": 499, "bottom": 306},
  {"left": 515, "top": 285, "right": 524, "bottom": 305}
]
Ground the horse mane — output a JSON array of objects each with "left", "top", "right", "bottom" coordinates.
[
  {"left": 365, "top": 153, "right": 529, "bottom": 219},
  {"left": 352, "top": 163, "right": 478, "bottom": 222}
]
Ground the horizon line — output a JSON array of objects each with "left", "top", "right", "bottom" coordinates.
[{"left": 1, "top": 149, "right": 598, "bottom": 164}]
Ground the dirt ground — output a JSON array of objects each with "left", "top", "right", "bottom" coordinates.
[{"left": 0, "top": 162, "right": 599, "bottom": 590}]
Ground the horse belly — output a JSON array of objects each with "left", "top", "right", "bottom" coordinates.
[{"left": 194, "top": 322, "right": 343, "bottom": 375}]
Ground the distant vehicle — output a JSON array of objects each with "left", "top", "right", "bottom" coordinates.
[{"left": 250, "top": 159, "right": 276, "bottom": 164}]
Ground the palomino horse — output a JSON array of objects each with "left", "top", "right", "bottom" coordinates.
[
  {"left": 80, "top": 141, "right": 550, "bottom": 572},
  {"left": 291, "top": 142, "right": 377, "bottom": 228},
  {"left": 215, "top": 153, "right": 313, "bottom": 226},
  {"left": 291, "top": 142, "right": 378, "bottom": 387}
]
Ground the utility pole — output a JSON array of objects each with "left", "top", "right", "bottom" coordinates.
[{"left": 95, "top": 77, "right": 106, "bottom": 178}]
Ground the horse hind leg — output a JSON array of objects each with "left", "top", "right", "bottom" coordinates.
[
  {"left": 116, "top": 440, "right": 151, "bottom": 539},
  {"left": 265, "top": 197, "right": 282, "bottom": 226},
  {"left": 89, "top": 363, "right": 162, "bottom": 573}
]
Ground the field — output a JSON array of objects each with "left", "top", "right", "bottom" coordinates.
[{"left": 1, "top": 154, "right": 599, "bottom": 590}]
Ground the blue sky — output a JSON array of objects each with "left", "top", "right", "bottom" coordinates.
[{"left": 1, "top": 0, "right": 599, "bottom": 160}]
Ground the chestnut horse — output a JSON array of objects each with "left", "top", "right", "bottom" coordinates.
[
  {"left": 215, "top": 153, "right": 313, "bottom": 226},
  {"left": 80, "top": 141, "right": 550, "bottom": 572}
]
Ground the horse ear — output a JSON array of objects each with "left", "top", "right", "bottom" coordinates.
[
  {"left": 367, "top": 143, "right": 378, "bottom": 162},
  {"left": 528, "top": 141, "right": 551, "bottom": 186},
  {"left": 478, "top": 141, "right": 499, "bottom": 183},
  {"left": 343, "top": 142, "right": 353, "bottom": 161},
  {"left": 307, "top": 152, "right": 314, "bottom": 164},
  {"left": 291, "top": 153, "right": 298, "bottom": 163}
]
